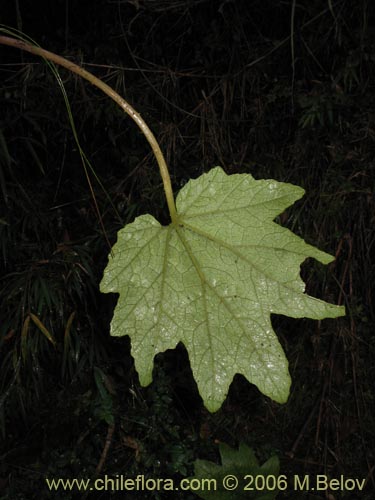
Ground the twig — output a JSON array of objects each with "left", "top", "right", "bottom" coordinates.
[{"left": 96, "top": 423, "right": 115, "bottom": 475}]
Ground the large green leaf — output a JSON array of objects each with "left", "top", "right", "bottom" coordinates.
[{"left": 100, "top": 167, "right": 345, "bottom": 411}]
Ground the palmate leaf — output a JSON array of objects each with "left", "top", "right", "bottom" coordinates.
[
  {"left": 100, "top": 167, "right": 345, "bottom": 411},
  {"left": 192, "top": 442, "right": 280, "bottom": 500}
]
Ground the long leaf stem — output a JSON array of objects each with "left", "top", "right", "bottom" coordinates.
[{"left": 0, "top": 34, "right": 178, "bottom": 223}]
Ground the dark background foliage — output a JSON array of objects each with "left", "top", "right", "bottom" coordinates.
[{"left": 0, "top": 0, "right": 374, "bottom": 498}]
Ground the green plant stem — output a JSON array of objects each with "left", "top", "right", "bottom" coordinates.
[{"left": 0, "top": 34, "right": 178, "bottom": 223}]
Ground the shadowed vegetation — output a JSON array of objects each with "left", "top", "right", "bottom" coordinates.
[{"left": 0, "top": 0, "right": 374, "bottom": 498}]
